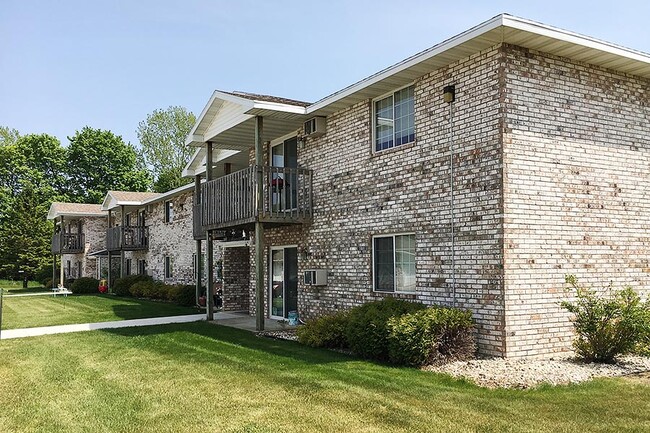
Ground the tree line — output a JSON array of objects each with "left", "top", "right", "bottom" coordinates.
[{"left": 0, "top": 106, "right": 196, "bottom": 280}]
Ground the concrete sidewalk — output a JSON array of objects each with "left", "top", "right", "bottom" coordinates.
[
  {"left": 0, "top": 314, "right": 205, "bottom": 340},
  {"left": 3, "top": 290, "right": 72, "bottom": 297}
]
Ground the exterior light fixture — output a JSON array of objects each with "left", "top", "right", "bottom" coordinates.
[{"left": 443, "top": 85, "right": 456, "bottom": 103}]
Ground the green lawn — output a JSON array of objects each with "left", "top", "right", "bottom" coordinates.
[
  {"left": 1, "top": 295, "right": 200, "bottom": 330},
  {"left": 0, "top": 279, "right": 45, "bottom": 294},
  {"left": 0, "top": 323, "right": 648, "bottom": 433}
]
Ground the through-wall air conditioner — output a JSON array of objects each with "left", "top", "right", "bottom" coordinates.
[
  {"left": 304, "top": 269, "right": 327, "bottom": 286},
  {"left": 304, "top": 117, "right": 326, "bottom": 137}
]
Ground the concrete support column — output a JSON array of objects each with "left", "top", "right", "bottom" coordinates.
[
  {"left": 59, "top": 216, "right": 65, "bottom": 287},
  {"left": 120, "top": 205, "right": 125, "bottom": 278},
  {"left": 194, "top": 174, "right": 202, "bottom": 305},
  {"left": 107, "top": 210, "right": 112, "bottom": 293}
]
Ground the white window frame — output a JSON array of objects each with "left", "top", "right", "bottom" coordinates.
[
  {"left": 164, "top": 200, "right": 174, "bottom": 223},
  {"left": 372, "top": 83, "right": 416, "bottom": 153},
  {"left": 371, "top": 233, "right": 416, "bottom": 293},
  {"left": 164, "top": 256, "right": 173, "bottom": 279}
]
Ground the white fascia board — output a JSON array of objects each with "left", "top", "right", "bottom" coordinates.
[
  {"left": 140, "top": 183, "right": 194, "bottom": 206},
  {"left": 186, "top": 91, "right": 219, "bottom": 145},
  {"left": 183, "top": 148, "right": 204, "bottom": 177},
  {"left": 306, "top": 14, "right": 504, "bottom": 114},
  {"left": 502, "top": 15, "right": 650, "bottom": 63},
  {"left": 248, "top": 101, "right": 307, "bottom": 115}
]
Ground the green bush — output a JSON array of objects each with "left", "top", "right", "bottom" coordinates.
[
  {"left": 129, "top": 280, "right": 155, "bottom": 298},
  {"left": 561, "top": 275, "right": 649, "bottom": 363},
  {"left": 634, "top": 299, "right": 650, "bottom": 356},
  {"left": 113, "top": 275, "right": 152, "bottom": 297},
  {"left": 345, "top": 297, "right": 426, "bottom": 360},
  {"left": 167, "top": 284, "right": 196, "bottom": 307},
  {"left": 297, "top": 311, "right": 350, "bottom": 349},
  {"left": 44, "top": 278, "right": 54, "bottom": 289},
  {"left": 70, "top": 277, "right": 100, "bottom": 294},
  {"left": 34, "top": 265, "right": 53, "bottom": 286},
  {"left": 149, "top": 281, "right": 171, "bottom": 300},
  {"left": 387, "top": 307, "right": 475, "bottom": 366}
]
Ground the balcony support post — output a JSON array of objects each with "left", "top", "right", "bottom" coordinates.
[
  {"left": 206, "top": 142, "right": 214, "bottom": 320},
  {"left": 194, "top": 174, "right": 202, "bottom": 305},
  {"left": 255, "top": 116, "right": 265, "bottom": 331},
  {"left": 107, "top": 210, "right": 113, "bottom": 293},
  {"left": 120, "top": 205, "right": 125, "bottom": 278},
  {"left": 59, "top": 216, "right": 65, "bottom": 287}
]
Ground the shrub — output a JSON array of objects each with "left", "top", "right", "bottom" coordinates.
[
  {"left": 44, "top": 278, "right": 54, "bottom": 289},
  {"left": 561, "top": 275, "right": 649, "bottom": 363},
  {"left": 634, "top": 299, "right": 650, "bottom": 356},
  {"left": 345, "top": 297, "right": 426, "bottom": 360},
  {"left": 297, "top": 311, "right": 350, "bottom": 349},
  {"left": 70, "top": 277, "right": 100, "bottom": 294},
  {"left": 168, "top": 284, "right": 196, "bottom": 307},
  {"left": 113, "top": 275, "right": 153, "bottom": 297},
  {"left": 387, "top": 307, "right": 475, "bottom": 366},
  {"left": 129, "top": 280, "right": 155, "bottom": 298},
  {"left": 34, "top": 265, "right": 53, "bottom": 286}
]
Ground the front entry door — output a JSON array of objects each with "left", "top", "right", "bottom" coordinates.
[{"left": 270, "top": 246, "right": 298, "bottom": 319}]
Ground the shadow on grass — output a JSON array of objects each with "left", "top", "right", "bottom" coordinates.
[
  {"left": 5, "top": 286, "right": 48, "bottom": 294},
  {"left": 101, "top": 321, "right": 349, "bottom": 366}
]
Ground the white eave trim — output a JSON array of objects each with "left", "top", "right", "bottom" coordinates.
[
  {"left": 502, "top": 15, "right": 650, "bottom": 63},
  {"left": 306, "top": 14, "right": 504, "bottom": 114}
]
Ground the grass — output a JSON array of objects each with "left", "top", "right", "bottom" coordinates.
[
  {"left": 0, "top": 295, "right": 200, "bottom": 330},
  {"left": 0, "top": 322, "right": 648, "bottom": 433},
  {"left": 0, "top": 279, "right": 45, "bottom": 294}
]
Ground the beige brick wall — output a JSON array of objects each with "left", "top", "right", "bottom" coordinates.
[
  {"left": 253, "top": 46, "right": 507, "bottom": 356},
  {"left": 502, "top": 45, "right": 650, "bottom": 357},
  {"left": 61, "top": 215, "right": 106, "bottom": 280}
]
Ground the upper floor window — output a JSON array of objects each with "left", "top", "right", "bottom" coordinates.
[
  {"left": 164, "top": 201, "right": 174, "bottom": 223},
  {"left": 374, "top": 85, "right": 415, "bottom": 152}
]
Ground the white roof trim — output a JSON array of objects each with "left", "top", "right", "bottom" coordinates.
[
  {"left": 307, "top": 14, "right": 503, "bottom": 113},
  {"left": 307, "top": 14, "right": 650, "bottom": 114}
]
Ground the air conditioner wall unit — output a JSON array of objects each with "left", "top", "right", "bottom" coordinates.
[
  {"left": 304, "top": 269, "right": 327, "bottom": 286},
  {"left": 304, "top": 117, "right": 326, "bottom": 137}
]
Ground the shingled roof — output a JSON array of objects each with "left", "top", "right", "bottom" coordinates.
[
  {"left": 101, "top": 191, "right": 163, "bottom": 211},
  {"left": 224, "top": 91, "right": 311, "bottom": 107},
  {"left": 47, "top": 202, "right": 106, "bottom": 220}
]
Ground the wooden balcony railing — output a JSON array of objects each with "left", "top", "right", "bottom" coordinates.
[
  {"left": 200, "top": 165, "right": 313, "bottom": 230},
  {"left": 51, "top": 233, "right": 85, "bottom": 254},
  {"left": 193, "top": 204, "right": 206, "bottom": 240},
  {"left": 106, "top": 226, "right": 149, "bottom": 251}
]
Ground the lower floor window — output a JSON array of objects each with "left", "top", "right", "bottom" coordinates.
[
  {"left": 125, "top": 258, "right": 132, "bottom": 276},
  {"left": 164, "top": 256, "right": 173, "bottom": 279},
  {"left": 373, "top": 233, "right": 416, "bottom": 292},
  {"left": 138, "top": 259, "right": 146, "bottom": 275}
]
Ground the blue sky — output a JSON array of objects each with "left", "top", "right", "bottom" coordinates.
[{"left": 1, "top": 0, "right": 648, "bottom": 148}]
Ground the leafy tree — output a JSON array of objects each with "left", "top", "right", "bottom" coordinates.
[
  {"left": 0, "top": 173, "right": 56, "bottom": 279},
  {"left": 15, "top": 133, "right": 67, "bottom": 194},
  {"left": 0, "top": 126, "right": 20, "bottom": 146},
  {"left": 137, "top": 106, "right": 195, "bottom": 192},
  {"left": 67, "top": 127, "right": 151, "bottom": 203},
  {"left": 0, "top": 133, "right": 64, "bottom": 279},
  {"left": 153, "top": 168, "right": 184, "bottom": 193}
]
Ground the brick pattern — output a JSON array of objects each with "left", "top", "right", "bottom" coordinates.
[
  {"left": 222, "top": 246, "right": 250, "bottom": 311},
  {"left": 61, "top": 216, "right": 106, "bottom": 280},
  {"left": 245, "top": 47, "right": 507, "bottom": 356},
  {"left": 502, "top": 45, "right": 650, "bottom": 357}
]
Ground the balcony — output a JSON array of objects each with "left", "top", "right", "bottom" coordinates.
[
  {"left": 106, "top": 226, "right": 149, "bottom": 251},
  {"left": 200, "top": 165, "right": 312, "bottom": 230},
  {"left": 193, "top": 204, "right": 206, "bottom": 240},
  {"left": 51, "top": 233, "right": 85, "bottom": 254}
]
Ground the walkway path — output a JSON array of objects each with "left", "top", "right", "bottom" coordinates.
[
  {"left": 1, "top": 314, "right": 205, "bottom": 340},
  {"left": 3, "top": 290, "right": 72, "bottom": 298}
]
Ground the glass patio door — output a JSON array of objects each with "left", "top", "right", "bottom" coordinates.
[
  {"left": 270, "top": 137, "right": 298, "bottom": 211},
  {"left": 269, "top": 246, "right": 298, "bottom": 319}
]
